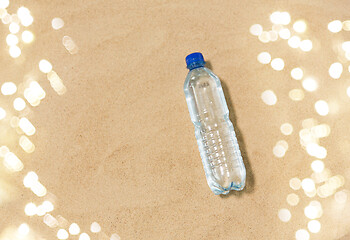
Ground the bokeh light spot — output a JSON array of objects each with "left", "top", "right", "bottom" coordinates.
[
  {"left": 329, "top": 62, "right": 343, "bottom": 79},
  {"left": 1, "top": 82, "right": 17, "bottom": 95},
  {"left": 302, "top": 77, "right": 318, "bottom": 92},
  {"left": 271, "top": 58, "right": 284, "bottom": 71},
  {"left": 291, "top": 68, "right": 303, "bottom": 80},
  {"left": 295, "top": 229, "right": 310, "bottom": 240},
  {"left": 328, "top": 20, "right": 342, "bottom": 33},
  {"left": 287, "top": 193, "right": 299, "bottom": 206},
  {"left": 280, "top": 123, "right": 293, "bottom": 135},
  {"left": 293, "top": 20, "right": 307, "bottom": 33},
  {"left": 52, "top": 17, "right": 64, "bottom": 30},
  {"left": 315, "top": 100, "right": 329, "bottom": 116},
  {"left": 278, "top": 208, "right": 291, "bottom": 222},
  {"left": 308, "top": 220, "right": 321, "bottom": 233},
  {"left": 257, "top": 52, "right": 271, "bottom": 64},
  {"left": 261, "top": 90, "right": 277, "bottom": 105},
  {"left": 22, "top": 30, "right": 34, "bottom": 43},
  {"left": 311, "top": 160, "right": 324, "bottom": 173},
  {"left": 300, "top": 40, "right": 313, "bottom": 52},
  {"left": 288, "top": 36, "right": 301, "bottom": 48}
]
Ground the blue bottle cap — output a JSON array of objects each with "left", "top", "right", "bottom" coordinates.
[{"left": 185, "top": 52, "right": 205, "bottom": 70}]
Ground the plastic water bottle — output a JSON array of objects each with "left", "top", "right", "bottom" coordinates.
[{"left": 183, "top": 52, "right": 246, "bottom": 195}]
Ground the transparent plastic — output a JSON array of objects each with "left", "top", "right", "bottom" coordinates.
[{"left": 184, "top": 66, "right": 246, "bottom": 195}]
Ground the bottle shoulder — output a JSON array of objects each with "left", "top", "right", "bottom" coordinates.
[{"left": 184, "top": 67, "right": 220, "bottom": 89}]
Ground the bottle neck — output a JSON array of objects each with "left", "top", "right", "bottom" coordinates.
[{"left": 188, "top": 63, "right": 205, "bottom": 71}]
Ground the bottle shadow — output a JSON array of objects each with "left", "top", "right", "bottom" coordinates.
[{"left": 206, "top": 61, "right": 255, "bottom": 198}]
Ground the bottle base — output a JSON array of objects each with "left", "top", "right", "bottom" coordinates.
[{"left": 209, "top": 181, "right": 245, "bottom": 195}]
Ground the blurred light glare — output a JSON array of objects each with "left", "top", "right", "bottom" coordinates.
[
  {"left": 315, "top": 100, "right": 329, "bottom": 116},
  {"left": 261, "top": 90, "right": 277, "bottom": 105},
  {"left": 69, "top": 223, "right": 81, "bottom": 235},
  {"left": 258, "top": 31, "right": 270, "bottom": 43},
  {"left": 90, "top": 222, "right": 101, "bottom": 233},
  {"left": 270, "top": 11, "right": 281, "bottom": 24},
  {"left": 19, "top": 135, "right": 35, "bottom": 153},
  {"left": 291, "top": 68, "right": 303, "bottom": 80},
  {"left": 79, "top": 233, "right": 91, "bottom": 240},
  {"left": 293, "top": 20, "right": 307, "bottom": 33},
  {"left": 13, "top": 97, "right": 26, "bottom": 111},
  {"left": 272, "top": 24, "right": 283, "bottom": 33},
  {"left": 342, "top": 41, "right": 350, "bottom": 51},
  {"left": 63, "top": 36, "right": 78, "bottom": 54},
  {"left": 273, "top": 145, "right": 285, "bottom": 158},
  {"left": 24, "top": 202, "right": 37, "bottom": 216},
  {"left": 0, "top": 107, "right": 6, "bottom": 120},
  {"left": 44, "top": 214, "right": 59, "bottom": 228},
  {"left": 288, "top": 36, "right": 301, "bottom": 48},
  {"left": 4, "top": 152, "right": 24, "bottom": 172},
  {"left": 52, "top": 17, "right": 64, "bottom": 30},
  {"left": 0, "top": 146, "right": 10, "bottom": 157},
  {"left": 30, "top": 81, "right": 46, "bottom": 100},
  {"left": 302, "top": 77, "right": 318, "bottom": 92},
  {"left": 9, "top": 22, "right": 20, "bottom": 33},
  {"left": 17, "top": 223, "right": 30, "bottom": 236},
  {"left": 304, "top": 205, "right": 318, "bottom": 219},
  {"left": 300, "top": 40, "right": 313, "bottom": 52},
  {"left": 37, "top": 204, "right": 46, "bottom": 216},
  {"left": 0, "top": 8, "right": 7, "bottom": 18},
  {"left": 6, "top": 34, "right": 18, "bottom": 46},
  {"left": 31, "top": 181, "right": 47, "bottom": 197},
  {"left": 280, "top": 12, "right": 291, "bottom": 25},
  {"left": 22, "top": 30, "right": 34, "bottom": 43},
  {"left": 329, "top": 62, "right": 343, "bottom": 79},
  {"left": 19, "top": 117, "right": 36, "bottom": 136},
  {"left": 257, "top": 52, "right": 271, "bottom": 64},
  {"left": 47, "top": 71, "right": 67, "bottom": 95},
  {"left": 39, "top": 59, "right": 53, "bottom": 73},
  {"left": 42, "top": 200, "right": 54, "bottom": 212},
  {"left": 11, "top": 116, "right": 21, "bottom": 128},
  {"left": 328, "top": 20, "right": 342, "bottom": 33},
  {"left": 290, "top": 177, "right": 301, "bottom": 190},
  {"left": 2, "top": 13, "right": 11, "bottom": 24},
  {"left": 280, "top": 123, "right": 293, "bottom": 135},
  {"left": 335, "top": 190, "right": 348, "bottom": 204},
  {"left": 311, "top": 160, "right": 325, "bottom": 173},
  {"left": 301, "top": 178, "right": 315, "bottom": 192},
  {"left": 268, "top": 30, "right": 278, "bottom": 41},
  {"left": 111, "top": 234, "right": 121, "bottom": 240},
  {"left": 270, "top": 11, "right": 290, "bottom": 25},
  {"left": 1, "top": 82, "right": 17, "bottom": 95},
  {"left": 305, "top": 189, "right": 317, "bottom": 198},
  {"left": 287, "top": 193, "right": 299, "bottom": 206},
  {"left": 17, "top": 7, "right": 30, "bottom": 17},
  {"left": 21, "top": 14, "right": 33, "bottom": 26},
  {"left": 0, "top": 0, "right": 9, "bottom": 8},
  {"left": 295, "top": 229, "right": 310, "bottom": 240},
  {"left": 343, "top": 20, "right": 350, "bottom": 31},
  {"left": 278, "top": 208, "right": 291, "bottom": 222},
  {"left": 278, "top": 28, "right": 291, "bottom": 39},
  {"left": 311, "top": 124, "right": 330, "bottom": 138},
  {"left": 289, "top": 89, "right": 304, "bottom": 101},
  {"left": 308, "top": 220, "right": 321, "bottom": 233},
  {"left": 306, "top": 143, "right": 327, "bottom": 159},
  {"left": 302, "top": 118, "right": 317, "bottom": 129},
  {"left": 9, "top": 45, "right": 21, "bottom": 58},
  {"left": 57, "top": 229, "right": 69, "bottom": 240},
  {"left": 24, "top": 88, "right": 40, "bottom": 106},
  {"left": 23, "top": 171, "right": 39, "bottom": 188},
  {"left": 271, "top": 58, "right": 284, "bottom": 71},
  {"left": 249, "top": 24, "right": 263, "bottom": 36}
]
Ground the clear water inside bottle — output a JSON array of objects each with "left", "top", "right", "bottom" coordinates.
[{"left": 184, "top": 67, "right": 246, "bottom": 195}]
